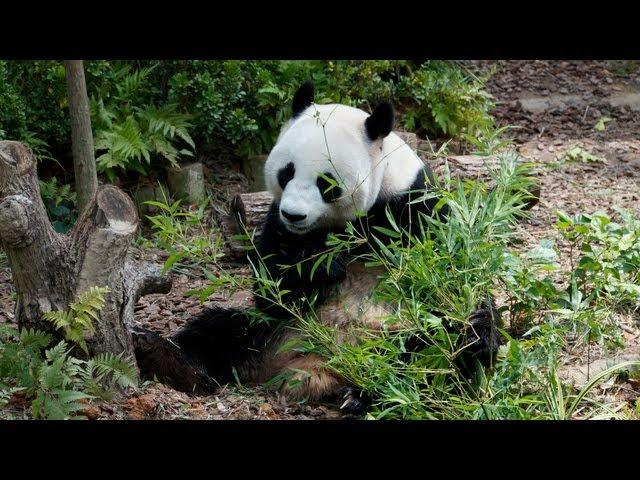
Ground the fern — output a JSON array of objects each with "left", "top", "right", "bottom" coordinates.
[
  {"left": 28, "top": 340, "right": 89, "bottom": 419},
  {"left": 140, "top": 104, "right": 195, "bottom": 149},
  {"left": 31, "top": 341, "right": 93, "bottom": 420},
  {"left": 0, "top": 323, "right": 18, "bottom": 342},
  {"left": 0, "top": 385, "right": 23, "bottom": 411},
  {"left": 91, "top": 65, "right": 195, "bottom": 180},
  {"left": 0, "top": 287, "right": 140, "bottom": 419},
  {"left": 20, "top": 130, "right": 58, "bottom": 164},
  {"left": 19, "top": 328, "right": 53, "bottom": 351},
  {"left": 113, "top": 64, "right": 158, "bottom": 103},
  {"left": 42, "top": 286, "right": 109, "bottom": 354},
  {"left": 80, "top": 353, "right": 138, "bottom": 400}
]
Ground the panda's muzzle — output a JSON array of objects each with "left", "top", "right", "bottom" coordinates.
[{"left": 281, "top": 210, "right": 307, "bottom": 223}]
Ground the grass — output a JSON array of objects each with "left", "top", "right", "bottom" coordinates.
[{"left": 138, "top": 191, "right": 226, "bottom": 276}]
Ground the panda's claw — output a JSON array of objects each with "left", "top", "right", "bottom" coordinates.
[{"left": 337, "top": 386, "right": 370, "bottom": 417}]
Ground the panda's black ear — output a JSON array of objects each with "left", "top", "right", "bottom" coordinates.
[
  {"left": 365, "top": 102, "right": 395, "bottom": 141},
  {"left": 291, "top": 81, "right": 315, "bottom": 118}
]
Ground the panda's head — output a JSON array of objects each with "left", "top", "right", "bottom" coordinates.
[{"left": 264, "top": 81, "right": 395, "bottom": 235}]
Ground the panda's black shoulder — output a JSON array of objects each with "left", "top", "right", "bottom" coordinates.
[{"left": 365, "top": 165, "right": 441, "bottom": 238}]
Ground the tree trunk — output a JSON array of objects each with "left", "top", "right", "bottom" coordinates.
[
  {"left": 64, "top": 60, "right": 97, "bottom": 214},
  {"left": 0, "top": 141, "right": 171, "bottom": 369}
]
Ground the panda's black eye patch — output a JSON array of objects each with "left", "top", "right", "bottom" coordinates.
[
  {"left": 317, "top": 172, "right": 342, "bottom": 203},
  {"left": 277, "top": 162, "right": 295, "bottom": 189}
]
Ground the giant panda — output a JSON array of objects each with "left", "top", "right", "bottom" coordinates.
[{"left": 132, "top": 81, "right": 502, "bottom": 415}]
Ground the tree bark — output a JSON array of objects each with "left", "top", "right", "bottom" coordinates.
[
  {"left": 0, "top": 141, "right": 171, "bottom": 369},
  {"left": 64, "top": 60, "right": 97, "bottom": 214}
]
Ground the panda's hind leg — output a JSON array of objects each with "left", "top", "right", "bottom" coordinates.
[
  {"left": 133, "top": 306, "right": 272, "bottom": 395},
  {"left": 276, "top": 353, "right": 370, "bottom": 416},
  {"left": 131, "top": 325, "right": 218, "bottom": 395},
  {"left": 171, "top": 306, "right": 271, "bottom": 384}
]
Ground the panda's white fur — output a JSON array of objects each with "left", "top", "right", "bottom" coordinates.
[{"left": 265, "top": 103, "right": 423, "bottom": 234}]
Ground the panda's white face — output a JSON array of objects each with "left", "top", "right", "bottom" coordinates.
[{"left": 264, "top": 104, "right": 384, "bottom": 235}]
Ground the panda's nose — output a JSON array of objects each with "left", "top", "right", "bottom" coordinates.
[{"left": 281, "top": 210, "right": 307, "bottom": 223}]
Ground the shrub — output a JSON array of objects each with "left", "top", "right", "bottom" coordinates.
[
  {"left": 166, "top": 60, "right": 494, "bottom": 157},
  {"left": 396, "top": 61, "right": 495, "bottom": 137}
]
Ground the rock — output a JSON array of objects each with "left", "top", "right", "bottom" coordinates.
[
  {"left": 395, "top": 131, "right": 418, "bottom": 152},
  {"left": 132, "top": 183, "right": 170, "bottom": 216},
  {"left": 515, "top": 94, "right": 585, "bottom": 114},
  {"left": 167, "top": 162, "right": 206, "bottom": 205},
  {"left": 242, "top": 155, "right": 268, "bottom": 192}
]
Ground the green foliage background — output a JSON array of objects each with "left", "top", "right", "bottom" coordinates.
[{"left": 0, "top": 60, "right": 494, "bottom": 175}]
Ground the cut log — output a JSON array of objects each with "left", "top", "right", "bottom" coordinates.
[
  {"left": 242, "top": 155, "right": 268, "bottom": 192},
  {"left": 222, "top": 191, "right": 274, "bottom": 259},
  {"left": 0, "top": 141, "right": 172, "bottom": 372}
]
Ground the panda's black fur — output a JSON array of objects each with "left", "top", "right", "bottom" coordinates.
[{"left": 133, "top": 82, "right": 502, "bottom": 414}]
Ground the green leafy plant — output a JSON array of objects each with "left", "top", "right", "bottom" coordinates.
[
  {"left": 141, "top": 193, "right": 224, "bottom": 274},
  {"left": 562, "top": 145, "right": 606, "bottom": 164},
  {"left": 462, "top": 124, "right": 519, "bottom": 156},
  {"left": 557, "top": 210, "right": 640, "bottom": 304},
  {"left": 397, "top": 61, "right": 495, "bottom": 138},
  {"left": 0, "top": 61, "right": 69, "bottom": 153},
  {"left": 91, "top": 64, "right": 195, "bottom": 180},
  {"left": 1, "top": 60, "right": 498, "bottom": 174},
  {"left": 594, "top": 116, "right": 612, "bottom": 132}
]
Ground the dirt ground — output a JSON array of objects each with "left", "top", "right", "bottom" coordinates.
[{"left": 1, "top": 60, "right": 639, "bottom": 419}]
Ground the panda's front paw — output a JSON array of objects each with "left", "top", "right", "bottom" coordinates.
[
  {"left": 464, "top": 305, "right": 503, "bottom": 367},
  {"left": 337, "top": 386, "right": 371, "bottom": 417}
]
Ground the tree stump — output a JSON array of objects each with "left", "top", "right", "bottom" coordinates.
[
  {"left": 167, "top": 162, "right": 206, "bottom": 205},
  {"left": 0, "top": 141, "right": 171, "bottom": 367}
]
